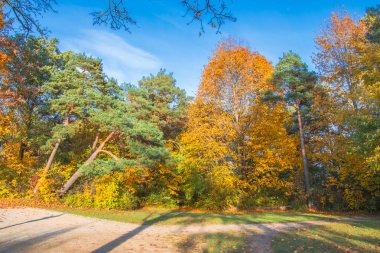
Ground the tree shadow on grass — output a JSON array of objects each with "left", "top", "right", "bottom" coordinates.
[
  {"left": 177, "top": 222, "right": 282, "bottom": 253},
  {"left": 151, "top": 211, "right": 336, "bottom": 225},
  {"left": 271, "top": 220, "right": 380, "bottom": 253},
  {"left": 0, "top": 214, "right": 64, "bottom": 230},
  {"left": 91, "top": 210, "right": 180, "bottom": 253}
]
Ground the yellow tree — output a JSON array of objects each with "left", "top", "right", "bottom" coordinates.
[
  {"left": 199, "top": 39, "right": 273, "bottom": 176},
  {"left": 179, "top": 39, "right": 296, "bottom": 209},
  {"left": 313, "top": 10, "right": 380, "bottom": 210},
  {"left": 314, "top": 11, "right": 366, "bottom": 110},
  {"left": 179, "top": 99, "right": 236, "bottom": 209},
  {"left": 245, "top": 101, "right": 298, "bottom": 205}
]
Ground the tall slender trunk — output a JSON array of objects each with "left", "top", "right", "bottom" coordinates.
[
  {"left": 90, "top": 133, "right": 99, "bottom": 197},
  {"left": 33, "top": 114, "right": 70, "bottom": 194},
  {"left": 296, "top": 102, "right": 312, "bottom": 209},
  {"left": 58, "top": 131, "right": 114, "bottom": 195},
  {"left": 91, "top": 133, "right": 99, "bottom": 153},
  {"left": 19, "top": 141, "right": 26, "bottom": 160},
  {"left": 33, "top": 140, "right": 61, "bottom": 194}
]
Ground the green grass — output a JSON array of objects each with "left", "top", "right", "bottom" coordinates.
[
  {"left": 52, "top": 207, "right": 340, "bottom": 225},
  {"left": 272, "top": 219, "right": 380, "bottom": 253},
  {"left": 177, "top": 231, "right": 256, "bottom": 253}
]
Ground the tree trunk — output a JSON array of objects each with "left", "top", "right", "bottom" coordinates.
[
  {"left": 19, "top": 141, "right": 26, "bottom": 161},
  {"left": 33, "top": 140, "right": 61, "bottom": 194},
  {"left": 58, "top": 131, "right": 114, "bottom": 195},
  {"left": 91, "top": 133, "right": 99, "bottom": 153},
  {"left": 33, "top": 114, "right": 70, "bottom": 194},
  {"left": 296, "top": 103, "right": 312, "bottom": 209},
  {"left": 90, "top": 133, "right": 99, "bottom": 197}
]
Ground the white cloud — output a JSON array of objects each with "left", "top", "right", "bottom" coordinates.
[{"left": 61, "top": 30, "right": 161, "bottom": 84}]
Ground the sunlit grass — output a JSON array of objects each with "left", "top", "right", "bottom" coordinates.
[
  {"left": 177, "top": 231, "right": 256, "bottom": 252},
  {"left": 52, "top": 207, "right": 340, "bottom": 225},
  {"left": 272, "top": 219, "right": 380, "bottom": 253}
]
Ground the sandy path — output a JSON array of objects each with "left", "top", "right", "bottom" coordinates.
[{"left": 0, "top": 208, "right": 334, "bottom": 253}]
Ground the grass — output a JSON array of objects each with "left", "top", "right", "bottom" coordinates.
[
  {"left": 0, "top": 197, "right": 361, "bottom": 226},
  {"left": 177, "top": 231, "right": 256, "bottom": 253},
  {"left": 272, "top": 219, "right": 380, "bottom": 253},
  {"left": 51, "top": 207, "right": 340, "bottom": 225}
]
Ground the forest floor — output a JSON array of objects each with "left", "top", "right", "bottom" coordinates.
[{"left": 0, "top": 207, "right": 379, "bottom": 253}]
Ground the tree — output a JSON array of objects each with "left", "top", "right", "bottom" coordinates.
[
  {"left": 0, "top": 33, "right": 58, "bottom": 197},
  {"left": 245, "top": 98, "right": 298, "bottom": 204},
  {"left": 360, "top": 5, "right": 380, "bottom": 175},
  {"left": 179, "top": 40, "right": 295, "bottom": 209},
  {"left": 33, "top": 52, "right": 114, "bottom": 194},
  {"left": 312, "top": 10, "right": 380, "bottom": 210},
  {"left": 179, "top": 98, "right": 237, "bottom": 209},
  {"left": 0, "top": 8, "right": 11, "bottom": 105},
  {"left": 313, "top": 11, "right": 366, "bottom": 111},
  {"left": 0, "top": 35, "right": 58, "bottom": 163},
  {"left": 128, "top": 69, "right": 189, "bottom": 145},
  {"left": 127, "top": 70, "right": 190, "bottom": 201},
  {"left": 364, "top": 5, "right": 380, "bottom": 43},
  {"left": 273, "top": 51, "right": 318, "bottom": 209},
  {"left": 58, "top": 87, "right": 169, "bottom": 195}
]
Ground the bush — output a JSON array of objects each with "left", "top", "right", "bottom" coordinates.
[
  {"left": 93, "top": 175, "right": 139, "bottom": 210},
  {"left": 63, "top": 187, "right": 93, "bottom": 208},
  {"left": 145, "top": 189, "right": 179, "bottom": 208},
  {"left": 0, "top": 181, "right": 12, "bottom": 198},
  {"left": 238, "top": 192, "right": 288, "bottom": 210},
  {"left": 94, "top": 185, "right": 138, "bottom": 210}
]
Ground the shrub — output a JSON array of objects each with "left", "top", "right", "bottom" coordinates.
[
  {"left": 93, "top": 175, "right": 138, "bottom": 210},
  {"left": 145, "top": 189, "right": 179, "bottom": 208}
]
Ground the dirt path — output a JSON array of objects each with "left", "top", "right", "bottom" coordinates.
[{"left": 0, "top": 208, "right": 336, "bottom": 253}]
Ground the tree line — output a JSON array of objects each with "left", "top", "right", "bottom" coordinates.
[{"left": 0, "top": 6, "right": 379, "bottom": 211}]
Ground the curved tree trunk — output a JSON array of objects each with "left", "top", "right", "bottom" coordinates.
[
  {"left": 58, "top": 131, "right": 114, "bottom": 195},
  {"left": 33, "top": 114, "right": 70, "bottom": 194},
  {"left": 33, "top": 140, "right": 61, "bottom": 194},
  {"left": 296, "top": 102, "right": 312, "bottom": 209}
]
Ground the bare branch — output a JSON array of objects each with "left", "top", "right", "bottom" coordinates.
[
  {"left": 181, "top": 0, "right": 236, "bottom": 35},
  {"left": 91, "top": 0, "right": 136, "bottom": 32},
  {"left": 3, "top": 0, "right": 56, "bottom": 36},
  {"left": 3, "top": 0, "right": 235, "bottom": 35}
]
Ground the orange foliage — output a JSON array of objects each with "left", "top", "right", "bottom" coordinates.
[
  {"left": 313, "top": 11, "right": 366, "bottom": 109},
  {"left": 179, "top": 39, "right": 298, "bottom": 209}
]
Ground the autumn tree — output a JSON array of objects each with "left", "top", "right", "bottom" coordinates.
[
  {"left": 180, "top": 98, "right": 237, "bottom": 209},
  {"left": 313, "top": 11, "right": 366, "bottom": 111},
  {"left": 313, "top": 10, "right": 380, "bottom": 210},
  {"left": 0, "top": 35, "right": 58, "bottom": 161},
  {"left": 199, "top": 40, "right": 274, "bottom": 175},
  {"left": 0, "top": 34, "right": 58, "bottom": 196},
  {"left": 179, "top": 40, "right": 296, "bottom": 209}
]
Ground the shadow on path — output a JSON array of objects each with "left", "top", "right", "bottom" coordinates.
[
  {"left": 0, "top": 214, "right": 64, "bottom": 230},
  {"left": 0, "top": 225, "right": 80, "bottom": 253},
  {"left": 91, "top": 210, "right": 178, "bottom": 253}
]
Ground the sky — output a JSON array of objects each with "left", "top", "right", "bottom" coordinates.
[{"left": 39, "top": 0, "right": 377, "bottom": 96}]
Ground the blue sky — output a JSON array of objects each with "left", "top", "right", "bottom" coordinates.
[{"left": 40, "top": 0, "right": 377, "bottom": 96}]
